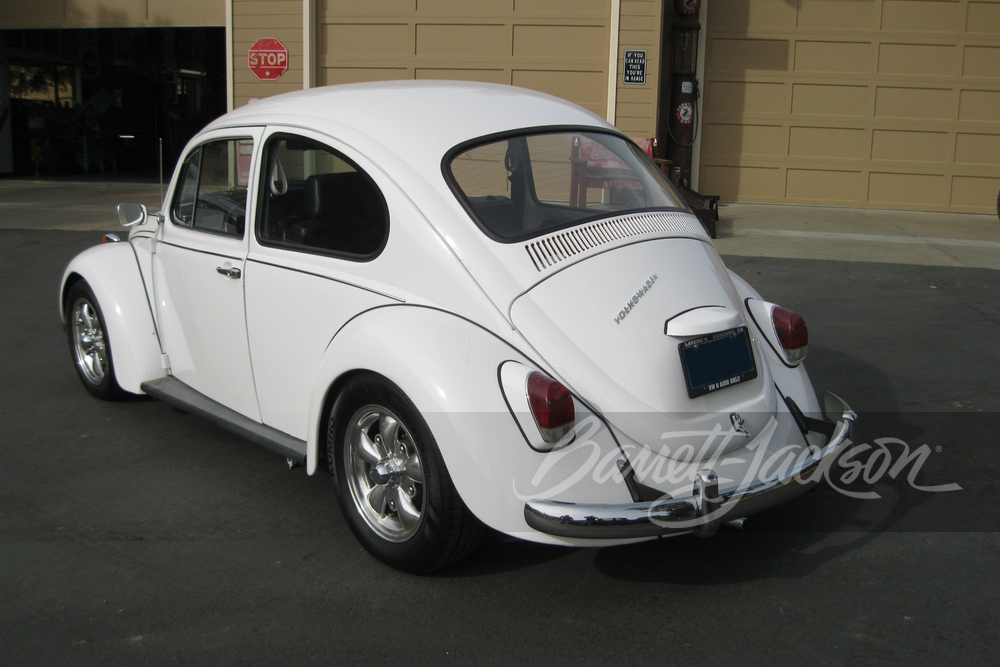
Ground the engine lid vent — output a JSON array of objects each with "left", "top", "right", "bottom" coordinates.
[{"left": 525, "top": 211, "right": 707, "bottom": 272}]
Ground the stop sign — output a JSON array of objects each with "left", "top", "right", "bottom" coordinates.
[{"left": 248, "top": 38, "right": 288, "bottom": 81}]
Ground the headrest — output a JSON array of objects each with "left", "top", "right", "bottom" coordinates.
[{"left": 305, "top": 172, "right": 366, "bottom": 219}]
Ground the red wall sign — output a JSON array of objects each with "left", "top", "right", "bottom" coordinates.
[{"left": 248, "top": 38, "right": 288, "bottom": 81}]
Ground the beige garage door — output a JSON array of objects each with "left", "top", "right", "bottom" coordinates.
[
  {"left": 318, "top": 0, "right": 613, "bottom": 120},
  {"left": 699, "top": 0, "right": 1000, "bottom": 214}
]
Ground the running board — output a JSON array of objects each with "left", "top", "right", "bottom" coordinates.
[{"left": 140, "top": 377, "right": 307, "bottom": 464}]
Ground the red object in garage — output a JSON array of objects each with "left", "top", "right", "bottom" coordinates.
[{"left": 248, "top": 38, "right": 288, "bottom": 81}]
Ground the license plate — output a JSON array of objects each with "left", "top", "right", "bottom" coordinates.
[{"left": 678, "top": 326, "right": 757, "bottom": 398}]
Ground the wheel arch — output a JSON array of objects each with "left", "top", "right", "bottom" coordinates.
[
  {"left": 315, "top": 368, "right": 371, "bottom": 474},
  {"left": 305, "top": 305, "right": 540, "bottom": 532},
  {"left": 60, "top": 243, "right": 166, "bottom": 394}
]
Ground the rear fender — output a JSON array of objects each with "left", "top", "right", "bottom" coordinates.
[
  {"left": 728, "top": 270, "right": 821, "bottom": 416},
  {"left": 61, "top": 242, "right": 165, "bottom": 394},
  {"left": 305, "top": 305, "right": 634, "bottom": 540}
]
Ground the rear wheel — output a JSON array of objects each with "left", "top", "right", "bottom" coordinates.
[
  {"left": 65, "top": 281, "right": 122, "bottom": 401},
  {"left": 328, "top": 374, "right": 482, "bottom": 573}
]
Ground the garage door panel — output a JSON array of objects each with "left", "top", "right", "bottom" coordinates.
[
  {"left": 788, "top": 126, "right": 867, "bottom": 159},
  {"left": 881, "top": 0, "right": 963, "bottom": 33},
  {"left": 792, "top": 84, "right": 870, "bottom": 116},
  {"left": 324, "top": 24, "right": 413, "bottom": 57},
  {"left": 323, "top": 67, "right": 410, "bottom": 84},
  {"left": 963, "top": 46, "right": 1000, "bottom": 78},
  {"left": 797, "top": 0, "right": 876, "bottom": 30},
  {"left": 517, "top": 0, "right": 610, "bottom": 13},
  {"left": 878, "top": 43, "right": 957, "bottom": 77},
  {"left": 419, "top": 0, "right": 513, "bottom": 12},
  {"left": 966, "top": 2, "right": 1000, "bottom": 34},
  {"left": 703, "top": 165, "right": 784, "bottom": 199},
  {"left": 512, "top": 70, "right": 606, "bottom": 111},
  {"left": 415, "top": 68, "right": 509, "bottom": 83},
  {"left": 786, "top": 169, "right": 865, "bottom": 202},
  {"left": 709, "top": 39, "right": 788, "bottom": 71},
  {"left": 708, "top": 0, "right": 796, "bottom": 28},
  {"left": 955, "top": 133, "right": 1000, "bottom": 165},
  {"left": 872, "top": 130, "right": 951, "bottom": 163},
  {"left": 959, "top": 89, "right": 1000, "bottom": 122},
  {"left": 794, "top": 41, "right": 873, "bottom": 74},
  {"left": 416, "top": 24, "right": 510, "bottom": 57},
  {"left": 325, "top": 0, "right": 415, "bottom": 14},
  {"left": 513, "top": 25, "right": 608, "bottom": 59},
  {"left": 869, "top": 172, "right": 949, "bottom": 206},
  {"left": 703, "top": 124, "right": 786, "bottom": 158},
  {"left": 951, "top": 175, "right": 1000, "bottom": 207},
  {"left": 708, "top": 81, "right": 788, "bottom": 115},
  {"left": 875, "top": 87, "right": 954, "bottom": 120}
]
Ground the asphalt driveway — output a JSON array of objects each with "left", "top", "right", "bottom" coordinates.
[{"left": 0, "top": 222, "right": 997, "bottom": 666}]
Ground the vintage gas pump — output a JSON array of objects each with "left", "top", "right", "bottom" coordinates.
[
  {"left": 658, "top": 0, "right": 719, "bottom": 236},
  {"left": 665, "top": 0, "right": 700, "bottom": 188}
]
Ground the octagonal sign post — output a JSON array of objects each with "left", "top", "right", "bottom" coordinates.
[{"left": 248, "top": 38, "right": 288, "bottom": 81}]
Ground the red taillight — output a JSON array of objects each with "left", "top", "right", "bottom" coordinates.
[
  {"left": 527, "top": 372, "right": 575, "bottom": 443},
  {"left": 772, "top": 306, "right": 808, "bottom": 362}
]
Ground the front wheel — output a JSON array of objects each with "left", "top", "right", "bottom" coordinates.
[
  {"left": 65, "top": 280, "right": 122, "bottom": 401},
  {"left": 328, "top": 374, "right": 482, "bottom": 573}
]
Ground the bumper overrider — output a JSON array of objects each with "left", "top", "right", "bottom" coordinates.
[{"left": 524, "top": 392, "right": 857, "bottom": 539}]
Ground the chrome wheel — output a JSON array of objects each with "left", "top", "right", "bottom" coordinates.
[
  {"left": 71, "top": 298, "right": 108, "bottom": 385},
  {"left": 345, "top": 406, "right": 426, "bottom": 542}
]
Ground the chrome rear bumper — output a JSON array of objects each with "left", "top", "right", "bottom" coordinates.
[{"left": 523, "top": 392, "right": 857, "bottom": 540}]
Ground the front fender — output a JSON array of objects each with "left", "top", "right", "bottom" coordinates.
[
  {"left": 61, "top": 242, "right": 165, "bottom": 394},
  {"left": 305, "top": 305, "right": 634, "bottom": 542}
]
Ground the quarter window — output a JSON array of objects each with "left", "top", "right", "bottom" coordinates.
[
  {"left": 257, "top": 134, "right": 388, "bottom": 259},
  {"left": 171, "top": 138, "right": 254, "bottom": 238}
]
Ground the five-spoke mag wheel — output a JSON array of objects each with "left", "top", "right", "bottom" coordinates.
[
  {"left": 65, "top": 281, "right": 121, "bottom": 400},
  {"left": 345, "top": 407, "right": 426, "bottom": 542},
  {"left": 71, "top": 299, "right": 109, "bottom": 385},
  {"left": 330, "top": 374, "right": 483, "bottom": 573}
]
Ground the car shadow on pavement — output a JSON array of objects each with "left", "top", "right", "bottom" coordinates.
[{"left": 436, "top": 528, "right": 579, "bottom": 576}]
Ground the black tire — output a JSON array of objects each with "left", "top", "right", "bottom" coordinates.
[
  {"left": 65, "top": 280, "right": 123, "bottom": 401},
  {"left": 328, "top": 373, "right": 483, "bottom": 573}
]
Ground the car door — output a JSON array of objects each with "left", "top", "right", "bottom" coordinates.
[
  {"left": 153, "top": 127, "right": 264, "bottom": 421},
  {"left": 244, "top": 127, "right": 395, "bottom": 439}
]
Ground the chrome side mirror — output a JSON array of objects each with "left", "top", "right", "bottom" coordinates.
[{"left": 117, "top": 202, "right": 148, "bottom": 227}]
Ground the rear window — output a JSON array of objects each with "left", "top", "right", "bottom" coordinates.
[{"left": 447, "top": 130, "right": 686, "bottom": 242}]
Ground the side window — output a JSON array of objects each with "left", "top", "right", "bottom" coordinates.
[
  {"left": 172, "top": 148, "right": 201, "bottom": 225},
  {"left": 170, "top": 138, "right": 254, "bottom": 238},
  {"left": 257, "top": 134, "right": 389, "bottom": 259}
]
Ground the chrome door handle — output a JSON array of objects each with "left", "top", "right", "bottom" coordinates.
[{"left": 216, "top": 266, "right": 241, "bottom": 279}]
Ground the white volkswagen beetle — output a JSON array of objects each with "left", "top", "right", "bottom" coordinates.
[{"left": 61, "top": 81, "right": 855, "bottom": 572}]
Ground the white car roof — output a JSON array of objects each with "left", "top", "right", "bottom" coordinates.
[
  {"left": 204, "top": 80, "right": 617, "bottom": 168},
  {"left": 198, "top": 82, "right": 646, "bottom": 323}
]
